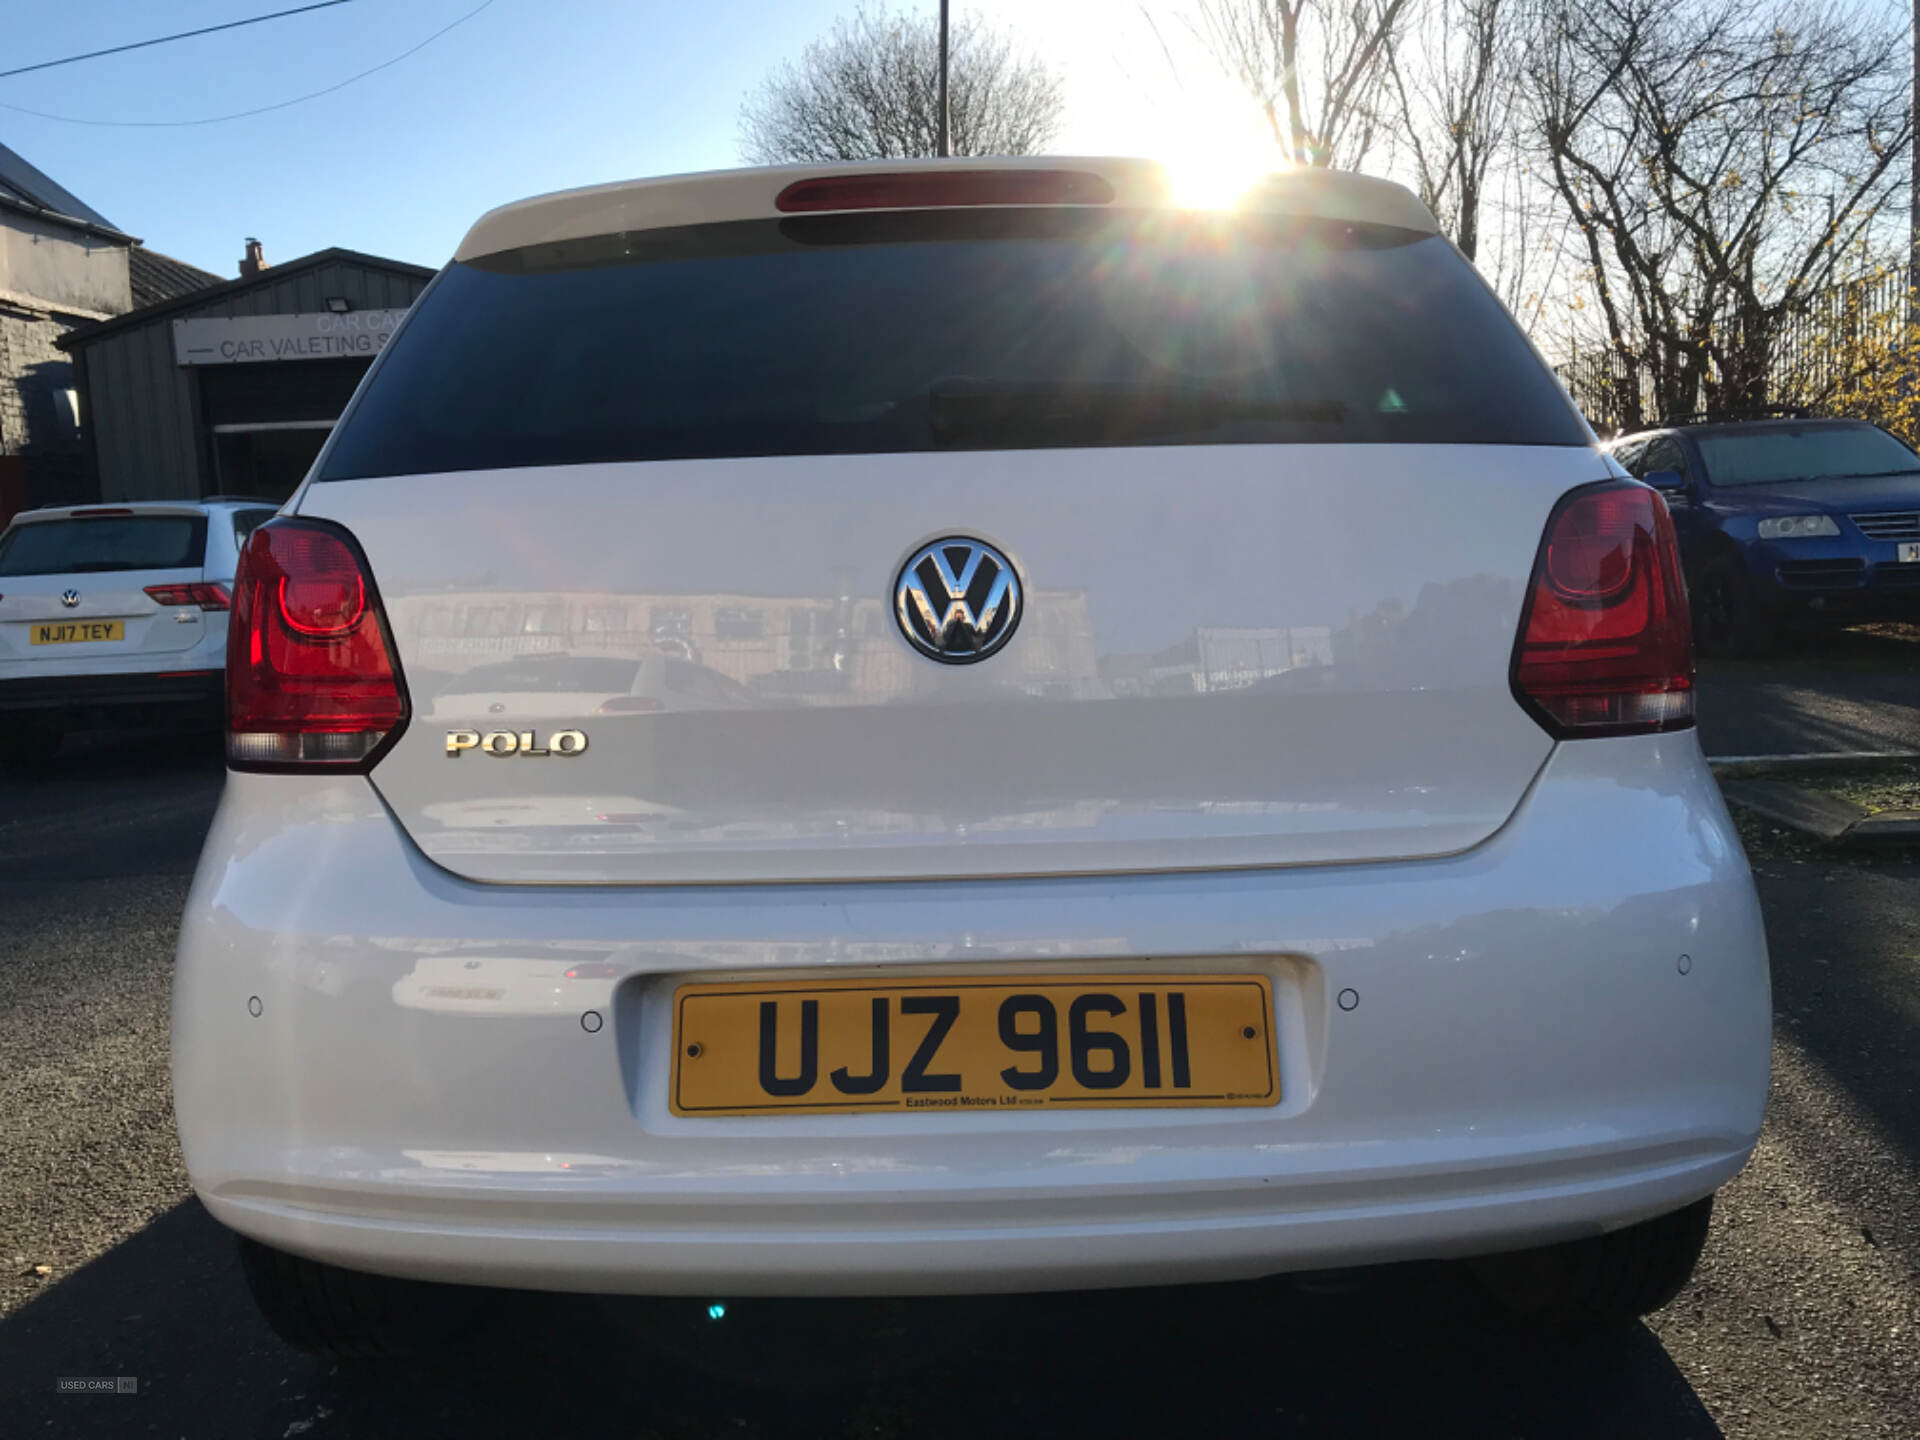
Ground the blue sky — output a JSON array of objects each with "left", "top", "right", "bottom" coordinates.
[{"left": 0, "top": 1, "right": 1262, "bottom": 278}]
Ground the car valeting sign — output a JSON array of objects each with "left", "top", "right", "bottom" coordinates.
[{"left": 172, "top": 309, "right": 410, "bottom": 366}]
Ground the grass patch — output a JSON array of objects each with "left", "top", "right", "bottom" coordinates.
[
  {"left": 1846, "top": 620, "right": 1920, "bottom": 644},
  {"left": 1824, "top": 764, "right": 1920, "bottom": 817}
]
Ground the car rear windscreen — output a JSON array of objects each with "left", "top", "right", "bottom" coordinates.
[
  {"left": 0, "top": 515, "right": 208, "bottom": 576},
  {"left": 320, "top": 209, "right": 1587, "bottom": 481}
]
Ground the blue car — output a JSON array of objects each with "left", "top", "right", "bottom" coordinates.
[{"left": 1608, "top": 417, "right": 1920, "bottom": 655}]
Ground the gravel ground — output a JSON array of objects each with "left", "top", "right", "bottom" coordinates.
[
  {"left": 0, "top": 876, "right": 193, "bottom": 1321},
  {"left": 0, "top": 734, "right": 217, "bottom": 1322},
  {"left": 0, "top": 739, "right": 1916, "bottom": 1438}
]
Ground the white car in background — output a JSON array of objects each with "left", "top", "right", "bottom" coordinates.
[
  {"left": 171, "top": 158, "right": 1771, "bottom": 1360},
  {"left": 0, "top": 497, "right": 278, "bottom": 759}
]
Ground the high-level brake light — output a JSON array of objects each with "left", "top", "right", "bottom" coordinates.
[
  {"left": 1512, "top": 481, "right": 1694, "bottom": 737},
  {"left": 774, "top": 170, "right": 1116, "bottom": 213},
  {"left": 226, "top": 519, "right": 408, "bottom": 769}
]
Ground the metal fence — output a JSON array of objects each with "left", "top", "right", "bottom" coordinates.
[
  {"left": 1555, "top": 349, "right": 1656, "bottom": 436},
  {"left": 1555, "top": 267, "right": 1910, "bottom": 435}
]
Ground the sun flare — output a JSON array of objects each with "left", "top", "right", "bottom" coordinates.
[{"left": 1159, "top": 120, "right": 1287, "bottom": 209}]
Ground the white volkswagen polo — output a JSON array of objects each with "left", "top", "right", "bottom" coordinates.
[{"left": 172, "top": 158, "right": 1771, "bottom": 1358}]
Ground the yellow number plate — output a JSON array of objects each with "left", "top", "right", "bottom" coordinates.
[
  {"left": 670, "top": 974, "right": 1278, "bottom": 1117},
  {"left": 30, "top": 620, "right": 123, "bottom": 645}
]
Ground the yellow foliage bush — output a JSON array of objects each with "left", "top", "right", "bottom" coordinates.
[{"left": 1768, "top": 266, "right": 1920, "bottom": 443}]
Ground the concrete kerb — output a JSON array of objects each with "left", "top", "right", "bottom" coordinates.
[{"left": 1710, "top": 752, "right": 1920, "bottom": 849}]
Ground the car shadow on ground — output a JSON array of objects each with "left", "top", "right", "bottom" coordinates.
[
  {"left": 0, "top": 727, "right": 223, "bottom": 781},
  {"left": 1751, "top": 853, "right": 1920, "bottom": 1229},
  {"left": 1694, "top": 624, "right": 1920, "bottom": 757},
  {"left": 0, "top": 729, "right": 222, "bottom": 877},
  {"left": 0, "top": 1199, "right": 1724, "bottom": 1439}
]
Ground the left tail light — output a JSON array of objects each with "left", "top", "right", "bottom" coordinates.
[{"left": 226, "top": 518, "right": 408, "bottom": 769}]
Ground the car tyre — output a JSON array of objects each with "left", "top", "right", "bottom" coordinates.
[
  {"left": 1693, "top": 555, "right": 1777, "bottom": 657},
  {"left": 236, "top": 1236, "right": 462, "bottom": 1360},
  {"left": 1469, "top": 1195, "right": 1713, "bottom": 1330},
  {"left": 2, "top": 718, "right": 65, "bottom": 766}
]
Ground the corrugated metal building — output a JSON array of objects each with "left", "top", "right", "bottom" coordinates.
[{"left": 61, "top": 247, "right": 434, "bottom": 503}]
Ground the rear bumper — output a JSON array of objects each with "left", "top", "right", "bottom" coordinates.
[
  {"left": 173, "top": 734, "right": 1772, "bottom": 1297},
  {"left": 0, "top": 667, "right": 222, "bottom": 723},
  {"left": 201, "top": 1141, "right": 1747, "bottom": 1296}
]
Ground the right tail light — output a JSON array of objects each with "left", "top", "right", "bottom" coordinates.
[
  {"left": 226, "top": 518, "right": 408, "bottom": 770},
  {"left": 1511, "top": 480, "right": 1694, "bottom": 737}
]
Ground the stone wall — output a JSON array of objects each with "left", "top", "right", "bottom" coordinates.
[{"left": 0, "top": 301, "right": 88, "bottom": 507}]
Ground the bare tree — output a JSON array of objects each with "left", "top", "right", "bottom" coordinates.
[
  {"left": 1386, "top": 0, "right": 1517, "bottom": 261},
  {"left": 740, "top": 5, "right": 1065, "bottom": 163},
  {"left": 1528, "top": 0, "right": 1910, "bottom": 426},
  {"left": 1193, "top": 0, "right": 1421, "bottom": 168}
]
